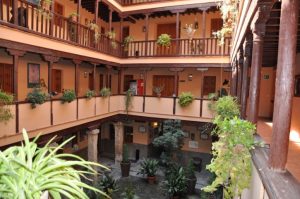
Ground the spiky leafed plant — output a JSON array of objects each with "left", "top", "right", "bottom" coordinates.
[{"left": 0, "top": 129, "right": 109, "bottom": 199}]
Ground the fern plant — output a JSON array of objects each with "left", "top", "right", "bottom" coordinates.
[
  {"left": 0, "top": 129, "right": 109, "bottom": 199},
  {"left": 85, "top": 90, "right": 95, "bottom": 99},
  {"left": 61, "top": 89, "right": 76, "bottom": 103},
  {"left": 100, "top": 87, "right": 111, "bottom": 97},
  {"left": 0, "top": 90, "right": 14, "bottom": 122},
  {"left": 178, "top": 92, "right": 194, "bottom": 107}
]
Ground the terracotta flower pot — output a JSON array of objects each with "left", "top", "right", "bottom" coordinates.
[
  {"left": 147, "top": 175, "right": 156, "bottom": 184},
  {"left": 120, "top": 161, "right": 131, "bottom": 177}
]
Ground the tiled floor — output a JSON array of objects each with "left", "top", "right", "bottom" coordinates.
[{"left": 257, "top": 119, "right": 300, "bottom": 182}]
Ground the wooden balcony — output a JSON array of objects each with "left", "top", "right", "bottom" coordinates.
[
  {"left": 0, "top": 95, "right": 214, "bottom": 145},
  {"left": 0, "top": 0, "right": 231, "bottom": 58},
  {"left": 115, "top": 0, "right": 170, "bottom": 6}
]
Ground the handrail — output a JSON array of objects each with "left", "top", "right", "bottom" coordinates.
[{"left": 115, "top": 0, "right": 175, "bottom": 6}]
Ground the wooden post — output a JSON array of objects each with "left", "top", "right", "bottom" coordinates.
[
  {"left": 241, "top": 34, "right": 252, "bottom": 119},
  {"left": 73, "top": 59, "right": 82, "bottom": 96},
  {"left": 120, "top": 16, "right": 124, "bottom": 42},
  {"left": 42, "top": 55, "right": 59, "bottom": 126},
  {"left": 95, "top": 0, "right": 99, "bottom": 24},
  {"left": 109, "top": 8, "right": 112, "bottom": 31},
  {"left": 77, "top": 0, "right": 81, "bottom": 23},
  {"left": 93, "top": 63, "right": 97, "bottom": 91},
  {"left": 269, "top": 0, "right": 299, "bottom": 171},
  {"left": 118, "top": 68, "right": 122, "bottom": 94},
  {"left": 12, "top": 0, "right": 18, "bottom": 25},
  {"left": 114, "top": 122, "right": 124, "bottom": 163},
  {"left": 230, "top": 61, "right": 238, "bottom": 96},
  {"left": 7, "top": 49, "right": 25, "bottom": 133},
  {"left": 201, "top": 9, "right": 207, "bottom": 38},
  {"left": 145, "top": 13, "right": 149, "bottom": 56},
  {"left": 176, "top": 11, "right": 180, "bottom": 54},
  {"left": 237, "top": 49, "right": 243, "bottom": 103}
]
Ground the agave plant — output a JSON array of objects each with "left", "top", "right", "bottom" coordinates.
[{"left": 0, "top": 129, "right": 109, "bottom": 199}]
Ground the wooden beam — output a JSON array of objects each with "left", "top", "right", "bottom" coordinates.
[{"left": 95, "top": 0, "right": 99, "bottom": 24}]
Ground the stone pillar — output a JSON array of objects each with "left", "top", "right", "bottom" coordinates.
[
  {"left": 87, "top": 129, "right": 100, "bottom": 170},
  {"left": 241, "top": 34, "right": 252, "bottom": 119},
  {"left": 269, "top": 0, "right": 299, "bottom": 171},
  {"left": 114, "top": 122, "right": 124, "bottom": 163}
]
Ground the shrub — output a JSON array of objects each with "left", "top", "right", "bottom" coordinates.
[
  {"left": 178, "top": 92, "right": 194, "bottom": 107},
  {"left": 27, "top": 88, "right": 49, "bottom": 108},
  {"left": 99, "top": 173, "right": 118, "bottom": 196},
  {"left": 164, "top": 166, "right": 187, "bottom": 197},
  {"left": 85, "top": 90, "right": 95, "bottom": 99},
  {"left": 0, "top": 90, "right": 14, "bottom": 122},
  {"left": 100, "top": 87, "right": 111, "bottom": 97},
  {"left": 61, "top": 89, "right": 76, "bottom": 103},
  {"left": 0, "top": 129, "right": 109, "bottom": 199},
  {"left": 138, "top": 159, "right": 159, "bottom": 177},
  {"left": 210, "top": 96, "right": 240, "bottom": 120}
]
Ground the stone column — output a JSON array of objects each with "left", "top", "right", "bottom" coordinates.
[
  {"left": 114, "top": 122, "right": 124, "bottom": 163},
  {"left": 269, "top": 0, "right": 299, "bottom": 171},
  {"left": 87, "top": 129, "right": 100, "bottom": 170}
]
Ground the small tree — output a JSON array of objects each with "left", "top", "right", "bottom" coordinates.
[{"left": 153, "top": 120, "right": 185, "bottom": 163}]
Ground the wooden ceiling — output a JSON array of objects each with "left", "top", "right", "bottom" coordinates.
[
  {"left": 262, "top": 2, "right": 300, "bottom": 67},
  {"left": 71, "top": 0, "right": 218, "bottom": 23}
]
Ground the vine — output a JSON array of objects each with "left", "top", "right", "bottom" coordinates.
[
  {"left": 202, "top": 96, "right": 258, "bottom": 199},
  {"left": 214, "top": 0, "right": 240, "bottom": 45}
]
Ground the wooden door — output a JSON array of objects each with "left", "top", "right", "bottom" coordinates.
[
  {"left": 89, "top": 72, "right": 94, "bottom": 90},
  {"left": 52, "top": 69, "right": 62, "bottom": 93},
  {"left": 203, "top": 76, "right": 216, "bottom": 96},
  {"left": 124, "top": 75, "right": 133, "bottom": 92},
  {"left": 210, "top": 18, "right": 223, "bottom": 36},
  {"left": 122, "top": 26, "right": 130, "bottom": 41},
  {"left": 0, "top": 63, "right": 13, "bottom": 93},
  {"left": 99, "top": 74, "right": 104, "bottom": 89},
  {"left": 153, "top": 75, "right": 175, "bottom": 97},
  {"left": 157, "top": 23, "right": 177, "bottom": 55}
]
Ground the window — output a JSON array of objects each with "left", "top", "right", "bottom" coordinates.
[
  {"left": 210, "top": 18, "right": 223, "bottom": 35},
  {"left": 0, "top": 63, "right": 13, "bottom": 94},
  {"left": 52, "top": 69, "right": 62, "bottom": 93},
  {"left": 124, "top": 75, "right": 133, "bottom": 92},
  {"left": 203, "top": 76, "right": 216, "bottom": 96}
]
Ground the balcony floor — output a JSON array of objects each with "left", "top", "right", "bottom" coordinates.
[{"left": 257, "top": 119, "right": 300, "bottom": 182}]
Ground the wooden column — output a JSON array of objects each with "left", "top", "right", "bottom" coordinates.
[
  {"left": 237, "top": 49, "right": 244, "bottom": 103},
  {"left": 248, "top": 24, "right": 265, "bottom": 124},
  {"left": 269, "top": 0, "right": 299, "bottom": 171},
  {"left": 95, "top": 0, "right": 99, "bottom": 24},
  {"left": 12, "top": 0, "right": 18, "bottom": 25},
  {"left": 87, "top": 129, "right": 100, "bottom": 171},
  {"left": 120, "top": 16, "right": 124, "bottom": 42},
  {"left": 241, "top": 34, "right": 252, "bottom": 119},
  {"left": 201, "top": 9, "right": 207, "bottom": 38},
  {"left": 118, "top": 68, "right": 123, "bottom": 94},
  {"left": 73, "top": 59, "right": 82, "bottom": 96},
  {"left": 144, "top": 13, "right": 150, "bottom": 55},
  {"left": 7, "top": 49, "right": 25, "bottom": 133},
  {"left": 109, "top": 8, "right": 112, "bottom": 31},
  {"left": 114, "top": 122, "right": 124, "bottom": 163},
  {"left": 175, "top": 11, "right": 180, "bottom": 54},
  {"left": 141, "top": 68, "right": 149, "bottom": 112},
  {"left": 170, "top": 68, "right": 183, "bottom": 114},
  {"left": 93, "top": 63, "right": 97, "bottom": 91},
  {"left": 77, "top": 0, "right": 81, "bottom": 22}
]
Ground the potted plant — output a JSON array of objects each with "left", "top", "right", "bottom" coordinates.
[
  {"left": 27, "top": 88, "right": 49, "bottom": 109},
  {"left": 61, "top": 89, "right": 76, "bottom": 103},
  {"left": 107, "top": 31, "right": 117, "bottom": 49},
  {"left": 99, "top": 173, "right": 118, "bottom": 197},
  {"left": 120, "top": 144, "right": 131, "bottom": 177},
  {"left": 39, "top": 0, "right": 52, "bottom": 11},
  {"left": 123, "top": 35, "right": 134, "bottom": 51},
  {"left": 157, "top": 34, "right": 171, "bottom": 47},
  {"left": 69, "top": 12, "right": 78, "bottom": 22},
  {"left": 164, "top": 166, "right": 187, "bottom": 199},
  {"left": 153, "top": 85, "right": 164, "bottom": 97},
  {"left": 0, "top": 90, "right": 13, "bottom": 122},
  {"left": 100, "top": 87, "right": 111, "bottom": 97},
  {"left": 85, "top": 90, "right": 95, "bottom": 99},
  {"left": 88, "top": 22, "right": 100, "bottom": 43},
  {"left": 185, "top": 159, "right": 197, "bottom": 194},
  {"left": 178, "top": 92, "right": 194, "bottom": 107},
  {"left": 137, "top": 159, "right": 159, "bottom": 184},
  {"left": 183, "top": 24, "right": 197, "bottom": 41},
  {"left": 0, "top": 129, "right": 109, "bottom": 198},
  {"left": 121, "top": 184, "right": 138, "bottom": 199}
]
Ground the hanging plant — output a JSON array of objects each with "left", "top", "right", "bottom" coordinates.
[
  {"left": 157, "top": 34, "right": 171, "bottom": 47},
  {"left": 124, "top": 89, "right": 133, "bottom": 114},
  {"left": 37, "top": 0, "right": 52, "bottom": 19},
  {"left": 0, "top": 90, "right": 14, "bottom": 123},
  {"left": 88, "top": 22, "right": 100, "bottom": 43},
  {"left": 85, "top": 90, "right": 95, "bottom": 99},
  {"left": 202, "top": 96, "right": 259, "bottom": 199},
  {"left": 69, "top": 12, "right": 78, "bottom": 22},
  {"left": 106, "top": 31, "right": 117, "bottom": 49},
  {"left": 183, "top": 24, "right": 197, "bottom": 41},
  {"left": 99, "top": 87, "right": 111, "bottom": 97},
  {"left": 61, "top": 89, "right": 76, "bottom": 103},
  {"left": 213, "top": 0, "right": 240, "bottom": 45},
  {"left": 178, "top": 92, "right": 194, "bottom": 107},
  {"left": 27, "top": 88, "right": 49, "bottom": 109},
  {"left": 153, "top": 85, "right": 164, "bottom": 97},
  {"left": 123, "top": 36, "right": 134, "bottom": 51}
]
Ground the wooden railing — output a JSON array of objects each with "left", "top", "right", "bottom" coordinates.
[
  {"left": 125, "top": 38, "right": 231, "bottom": 57},
  {"left": 0, "top": 0, "right": 231, "bottom": 58}
]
